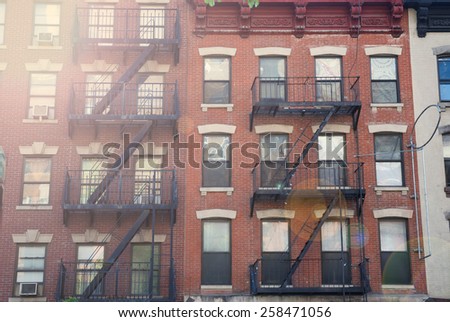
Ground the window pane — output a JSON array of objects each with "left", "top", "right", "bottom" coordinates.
[
  {"left": 261, "top": 134, "right": 287, "bottom": 161},
  {"left": 376, "top": 162, "right": 402, "bottom": 186},
  {"left": 440, "top": 84, "right": 450, "bottom": 102},
  {"left": 204, "top": 82, "right": 229, "bottom": 104},
  {"left": 18, "top": 246, "right": 46, "bottom": 269},
  {"left": 316, "top": 58, "right": 341, "bottom": 77},
  {"left": 318, "top": 134, "right": 345, "bottom": 161},
  {"left": 380, "top": 220, "right": 407, "bottom": 252},
  {"left": 260, "top": 57, "right": 285, "bottom": 78},
  {"left": 17, "top": 272, "right": 44, "bottom": 283},
  {"left": 438, "top": 57, "right": 450, "bottom": 81},
  {"left": 371, "top": 57, "right": 397, "bottom": 80},
  {"left": 262, "top": 221, "right": 289, "bottom": 252},
  {"left": 316, "top": 81, "right": 341, "bottom": 101},
  {"left": 203, "top": 221, "right": 230, "bottom": 252},
  {"left": 35, "top": 4, "right": 60, "bottom": 25},
  {"left": 78, "top": 245, "right": 104, "bottom": 262},
  {"left": 321, "top": 221, "right": 348, "bottom": 251},
  {"left": 372, "top": 81, "right": 398, "bottom": 103},
  {"left": 204, "top": 58, "right": 230, "bottom": 81},
  {"left": 0, "top": 4, "right": 5, "bottom": 24},
  {"left": 203, "top": 135, "right": 230, "bottom": 161},
  {"left": 22, "top": 183, "right": 50, "bottom": 204},
  {"left": 24, "top": 159, "right": 51, "bottom": 182},
  {"left": 375, "top": 135, "right": 401, "bottom": 161}
]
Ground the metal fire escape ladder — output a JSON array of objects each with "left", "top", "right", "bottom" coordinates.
[
  {"left": 81, "top": 209, "right": 150, "bottom": 300},
  {"left": 280, "top": 194, "right": 339, "bottom": 288},
  {"left": 93, "top": 44, "right": 157, "bottom": 115}
]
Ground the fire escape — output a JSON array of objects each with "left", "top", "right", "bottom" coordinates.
[
  {"left": 57, "top": 7, "right": 180, "bottom": 301},
  {"left": 249, "top": 76, "right": 370, "bottom": 298}
]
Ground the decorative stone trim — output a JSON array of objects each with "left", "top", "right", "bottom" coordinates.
[
  {"left": 22, "top": 119, "right": 58, "bottom": 124},
  {"left": 25, "top": 59, "right": 63, "bottom": 72},
  {"left": 27, "top": 46, "right": 63, "bottom": 50},
  {"left": 253, "top": 47, "right": 291, "bottom": 56},
  {"left": 85, "top": 0, "right": 119, "bottom": 3},
  {"left": 373, "top": 208, "right": 413, "bottom": 219},
  {"left": 374, "top": 186, "right": 409, "bottom": 196},
  {"left": 16, "top": 205, "right": 53, "bottom": 211},
  {"left": 200, "top": 187, "right": 234, "bottom": 196},
  {"left": 136, "top": 0, "right": 169, "bottom": 3},
  {"left": 81, "top": 60, "right": 119, "bottom": 73},
  {"left": 0, "top": 63, "right": 7, "bottom": 71},
  {"left": 364, "top": 46, "right": 402, "bottom": 56},
  {"left": 314, "top": 208, "right": 354, "bottom": 219},
  {"left": 132, "top": 144, "right": 167, "bottom": 156},
  {"left": 138, "top": 60, "right": 170, "bottom": 73},
  {"left": 19, "top": 142, "right": 59, "bottom": 155},
  {"left": 255, "top": 124, "right": 293, "bottom": 134},
  {"left": 12, "top": 230, "right": 53, "bottom": 243},
  {"left": 196, "top": 209, "right": 237, "bottom": 220},
  {"left": 200, "top": 285, "right": 232, "bottom": 290},
  {"left": 433, "top": 45, "right": 450, "bottom": 56},
  {"left": 310, "top": 46, "right": 347, "bottom": 56},
  {"left": 439, "top": 125, "right": 450, "bottom": 135},
  {"left": 311, "top": 124, "right": 350, "bottom": 134},
  {"left": 256, "top": 209, "right": 295, "bottom": 220},
  {"left": 381, "top": 285, "right": 414, "bottom": 289},
  {"left": 9, "top": 297, "right": 47, "bottom": 302},
  {"left": 198, "top": 124, "right": 236, "bottom": 134},
  {"left": 71, "top": 229, "right": 111, "bottom": 243},
  {"left": 370, "top": 103, "right": 404, "bottom": 113},
  {"left": 131, "top": 229, "right": 166, "bottom": 243},
  {"left": 199, "top": 47, "right": 237, "bottom": 57},
  {"left": 368, "top": 124, "right": 407, "bottom": 133},
  {"left": 76, "top": 142, "right": 105, "bottom": 156},
  {"left": 201, "top": 104, "right": 234, "bottom": 112}
]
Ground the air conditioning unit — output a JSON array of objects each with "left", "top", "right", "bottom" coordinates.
[
  {"left": 19, "top": 283, "right": 38, "bottom": 296},
  {"left": 32, "top": 105, "right": 49, "bottom": 119},
  {"left": 38, "top": 32, "right": 53, "bottom": 43}
]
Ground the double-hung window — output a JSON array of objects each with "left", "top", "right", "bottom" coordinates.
[
  {"left": 204, "top": 57, "right": 230, "bottom": 104},
  {"left": 370, "top": 57, "right": 399, "bottom": 103},
  {"left": 140, "top": 6, "right": 165, "bottom": 40},
  {"left": 438, "top": 56, "right": 450, "bottom": 102},
  {"left": 202, "top": 134, "right": 231, "bottom": 187},
  {"left": 33, "top": 3, "right": 60, "bottom": 46},
  {"left": 374, "top": 133, "right": 403, "bottom": 186},
  {"left": 88, "top": 5, "right": 114, "bottom": 40},
  {"left": 76, "top": 245, "right": 104, "bottom": 295},
  {"left": 22, "top": 158, "right": 51, "bottom": 205},
  {"left": 315, "top": 57, "right": 342, "bottom": 102},
  {"left": 15, "top": 245, "right": 46, "bottom": 296},
  {"left": 259, "top": 57, "right": 286, "bottom": 102},
  {"left": 318, "top": 133, "right": 346, "bottom": 187},
  {"left": 131, "top": 244, "right": 160, "bottom": 296},
  {"left": 29, "top": 73, "right": 57, "bottom": 120},
  {"left": 260, "top": 134, "right": 288, "bottom": 188}
]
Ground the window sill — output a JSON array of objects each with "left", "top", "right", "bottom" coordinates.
[
  {"left": 200, "top": 187, "right": 234, "bottom": 196},
  {"left": 9, "top": 297, "right": 47, "bottom": 302},
  {"left": 16, "top": 205, "right": 53, "bottom": 211},
  {"left": 23, "top": 119, "right": 58, "bottom": 124},
  {"left": 27, "top": 45, "right": 63, "bottom": 50},
  {"left": 374, "top": 186, "right": 409, "bottom": 196},
  {"left": 382, "top": 284, "right": 415, "bottom": 290},
  {"left": 201, "top": 104, "right": 234, "bottom": 112},
  {"left": 371, "top": 103, "right": 404, "bottom": 112},
  {"left": 201, "top": 285, "right": 232, "bottom": 290}
]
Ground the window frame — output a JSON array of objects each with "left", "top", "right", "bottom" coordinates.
[
  {"left": 75, "top": 244, "right": 105, "bottom": 296},
  {"left": 260, "top": 133, "right": 288, "bottom": 188},
  {"left": 21, "top": 157, "right": 52, "bottom": 205},
  {"left": 318, "top": 133, "right": 347, "bottom": 187},
  {"left": 202, "top": 134, "right": 232, "bottom": 188},
  {"left": 14, "top": 244, "right": 47, "bottom": 297},
  {"left": 88, "top": 5, "right": 115, "bottom": 40},
  {"left": 203, "top": 56, "right": 231, "bottom": 104},
  {"left": 370, "top": 56, "right": 400, "bottom": 104},
  {"left": 28, "top": 72, "right": 57, "bottom": 120},
  {"left": 315, "top": 56, "right": 343, "bottom": 102},
  {"left": 438, "top": 56, "right": 450, "bottom": 102},
  {"left": 0, "top": 2, "right": 6, "bottom": 45},
  {"left": 33, "top": 2, "right": 61, "bottom": 46},
  {"left": 374, "top": 133, "right": 404, "bottom": 187},
  {"left": 131, "top": 243, "right": 161, "bottom": 296},
  {"left": 259, "top": 56, "right": 287, "bottom": 102}
]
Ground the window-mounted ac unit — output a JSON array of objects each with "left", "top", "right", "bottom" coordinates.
[
  {"left": 32, "top": 105, "right": 49, "bottom": 118},
  {"left": 38, "top": 32, "right": 53, "bottom": 43},
  {"left": 19, "top": 283, "right": 38, "bottom": 296}
]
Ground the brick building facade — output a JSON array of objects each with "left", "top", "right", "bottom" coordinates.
[{"left": 0, "top": 0, "right": 429, "bottom": 302}]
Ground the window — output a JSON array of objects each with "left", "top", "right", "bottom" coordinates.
[
  {"left": 137, "top": 74, "right": 164, "bottom": 115},
  {"left": 85, "top": 73, "right": 112, "bottom": 115},
  {"left": 76, "top": 245, "right": 104, "bottom": 295},
  {"left": 374, "top": 133, "right": 403, "bottom": 186},
  {"left": 370, "top": 57, "right": 399, "bottom": 103},
  {"left": 0, "top": 2, "right": 5, "bottom": 45},
  {"left": 259, "top": 57, "right": 286, "bottom": 102},
  {"left": 134, "top": 156, "right": 162, "bottom": 204},
  {"left": 15, "top": 245, "right": 46, "bottom": 296},
  {"left": 443, "top": 134, "right": 450, "bottom": 187},
  {"left": 260, "top": 133, "right": 288, "bottom": 188},
  {"left": 131, "top": 244, "right": 160, "bottom": 296},
  {"left": 140, "top": 6, "right": 165, "bottom": 40},
  {"left": 28, "top": 73, "right": 57, "bottom": 120},
  {"left": 202, "top": 220, "right": 231, "bottom": 285},
  {"left": 204, "top": 57, "right": 230, "bottom": 104},
  {"left": 438, "top": 57, "right": 450, "bottom": 102},
  {"left": 261, "top": 220, "right": 290, "bottom": 285},
  {"left": 315, "top": 57, "right": 342, "bottom": 102},
  {"left": 202, "top": 134, "right": 231, "bottom": 187},
  {"left": 379, "top": 219, "right": 411, "bottom": 284},
  {"left": 318, "top": 133, "right": 347, "bottom": 186},
  {"left": 88, "top": 5, "right": 114, "bottom": 39},
  {"left": 321, "top": 220, "right": 351, "bottom": 285},
  {"left": 80, "top": 158, "right": 107, "bottom": 204},
  {"left": 33, "top": 3, "right": 60, "bottom": 46},
  {"left": 22, "top": 158, "right": 51, "bottom": 205}
]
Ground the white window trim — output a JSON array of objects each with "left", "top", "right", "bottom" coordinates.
[
  {"left": 371, "top": 103, "right": 404, "bottom": 113},
  {"left": 311, "top": 124, "right": 350, "bottom": 134},
  {"left": 314, "top": 208, "right": 354, "bottom": 219},
  {"left": 310, "top": 46, "right": 347, "bottom": 57},
  {"left": 254, "top": 47, "right": 291, "bottom": 56},
  {"left": 0, "top": 63, "right": 7, "bottom": 71},
  {"left": 256, "top": 209, "right": 295, "bottom": 220},
  {"left": 373, "top": 208, "right": 413, "bottom": 219},
  {"left": 374, "top": 186, "right": 409, "bottom": 196},
  {"left": 25, "top": 59, "right": 62, "bottom": 72},
  {"left": 196, "top": 209, "right": 237, "bottom": 220},
  {"left": 368, "top": 124, "right": 407, "bottom": 133},
  {"left": 138, "top": 60, "right": 170, "bottom": 73},
  {"left": 199, "top": 47, "right": 237, "bottom": 57},
  {"left": 201, "top": 103, "right": 234, "bottom": 112},
  {"left": 364, "top": 46, "right": 402, "bottom": 56},
  {"left": 19, "top": 142, "right": 59, "bottom": 155},
  {"left": 12, "top": 230, "right": 53, "bottom": 243},
  {"left": 255, "top": 124, "right": 293, "bottom": 134},
  {"left": 71, "top": 229, "right": 112, "bottom": 243},
  {"left": 198, "top": 124, "right": 236, "bottom": 134},
  {"left": 136, "top": 0, "right": 169, "bottom": 3},
  {"left": 80, "top": 60, "right": 119, "bottom": 73},
  {"left": 76, "top": 142, "right": 105, "bottom": 156},
  {"left": 200, "top": 187, "right": 234, "bottom": 196},
  {"left": 432, "top": 45, "right": 450, "bottom": 56},
  {"left": 131, "top": 229, "right": 167, "bottom": 243}
]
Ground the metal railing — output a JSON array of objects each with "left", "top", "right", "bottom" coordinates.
[
  {"left": 252, "top": 162, "right": 364, "bottom": 193},
  {"left": 70, "top": 82, "right": 179, "bottom": 119},
  {"left": 63, "top": 169, "right": 176, "bottom": 208},
  {"left": 251, "top": 76, "right": 360, "bottom": 108},
  {"left": 75, "top": 8, "right": 179, "bottom": 44},
  {"left": 56, "top": 257, "right": 176, "bottom": 301}
]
